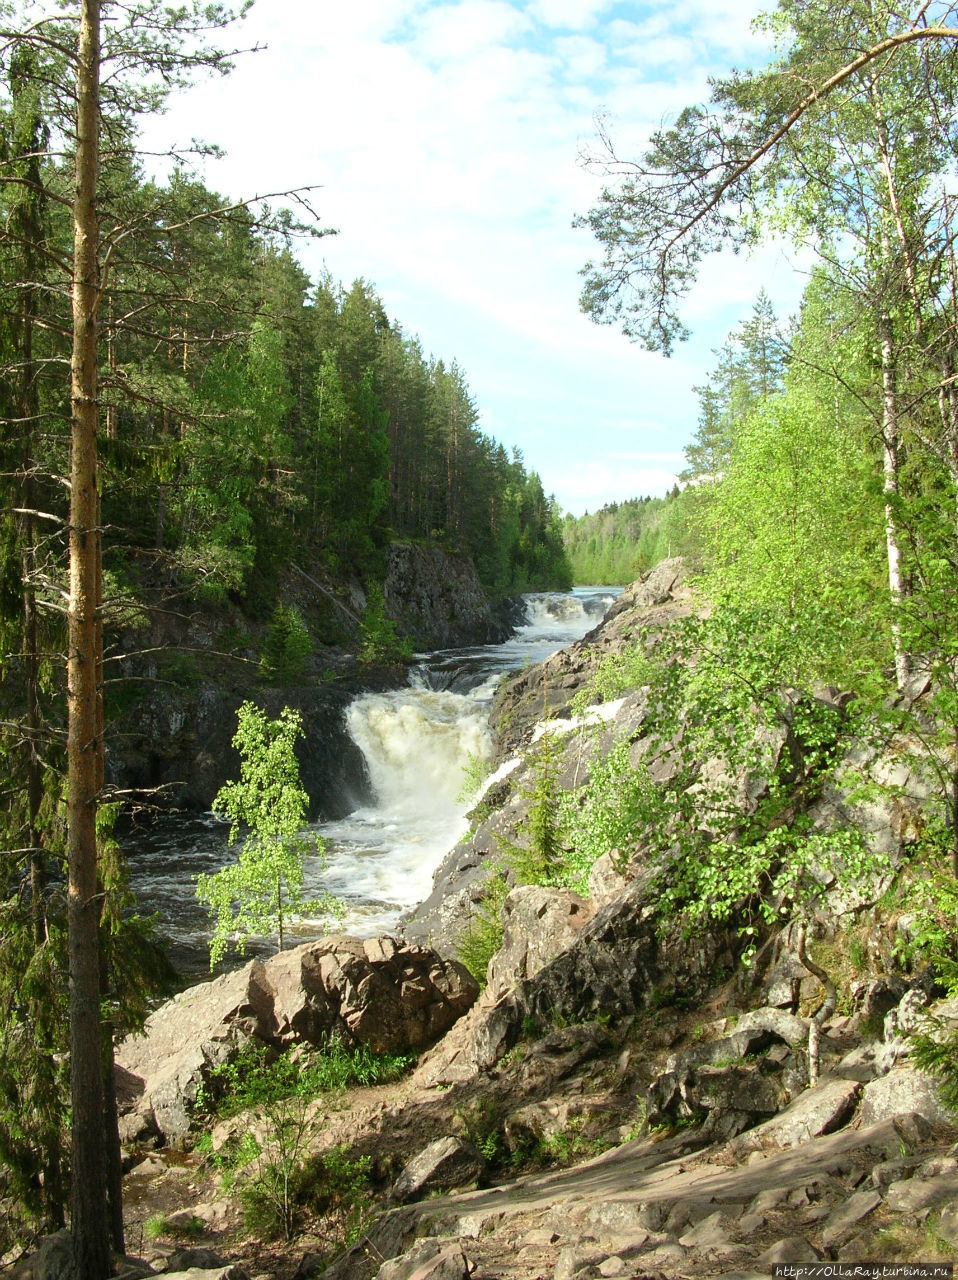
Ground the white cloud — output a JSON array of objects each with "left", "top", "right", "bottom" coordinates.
[
  {"left": 135, "top": 0, "right": 802, "bottom": 514},
  {"left": 410, "top": 0, "right": 532, "bottom": 60},
  {"left": 528, "top": 0, "right": 615, "bottom": 31}
]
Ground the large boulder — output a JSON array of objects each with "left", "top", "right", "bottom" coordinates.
[
  {"left": 485, "top": 885, "right": 593, "bottom": 1002},
  {"left": 465, "top": 868, "right": 738, "bottom": 1071},
  {"left": 116, "top": 936, "right": 478, "bottom": 1141}
]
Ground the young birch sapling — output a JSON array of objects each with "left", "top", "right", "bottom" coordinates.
[{"left": 197, "top": 702, "right": 332, "bottom": 967}]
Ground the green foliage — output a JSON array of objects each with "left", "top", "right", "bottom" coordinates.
[
  {"left": 456, "top": 870, "right": 509, "bottom": 987},
  {"left": 908, "top": 1022, "right": 958, "bottom": 1115},
  {"left": 557, "top": 738, "right": 667, "bottom": 893},
  {"left": 558, "top": 599, "right": 892, "bottom": 966},
  {"left": 454, "top": 1095, "right": 505, "bottom": 1166},
  {"left": 197, "top": 1035, "right": 413, "bottom": 1120},
  {"left": 562, "top": 490, "right": 694, "bottom": 585},
  {"left": 241, "top": 1118, "right": 374, "bottom": 1243},
  {"left": 457, "top": 750, "right": 493, "bottom": 805},
  {"left": 197, "top": 702, "right": 330, "bottom": 966},
  {"left": 503, "top": 732, "right": 566, "bottom": 885},
  {"left": 143, "top": 1212, "right": 204, "bottom": 1242},
  {"left": 358, "top": 584, "right": 413, "bottom": 666},
  {"left": 261, "top": 603, "right": 312, "bottom": 685}
]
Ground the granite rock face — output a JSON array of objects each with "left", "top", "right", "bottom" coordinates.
[
  {"left": 383, "top": 542, "right": 515, "bottom": 650},
  {"left": 485, "top": 886, "right": 594, "bottom": 1003},
  {"left": 116, "top": 936, "right": 478, "bottom": 1141}
]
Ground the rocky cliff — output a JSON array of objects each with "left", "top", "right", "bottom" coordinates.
[
  {"left": 383, "top": 541, "right": 517, "bottom": 650},
  {"left": 106, "top": 542, "right": 514, "bottom": 817}
]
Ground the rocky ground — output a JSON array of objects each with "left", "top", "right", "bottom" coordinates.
[{"left": 17, "top": 560, "right": 958, "bottom": 1280}]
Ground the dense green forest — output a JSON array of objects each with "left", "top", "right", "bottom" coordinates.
[
  {"left": 561, "top": 491, "right": 681, "bottom": 584},
  {"left": 570, "top": 0, "right": 958, "bottom": 1008}
]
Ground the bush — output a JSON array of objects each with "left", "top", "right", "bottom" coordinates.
[
  {"left": 261, "top": 603, "right": 312, "bottom": 685},
  {"left": 198, "top": 1035, "right": 414, "bottom": 1120}
]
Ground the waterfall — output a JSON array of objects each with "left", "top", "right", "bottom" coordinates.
[{"left": 125, "top": 586, "right": 621, "bottom": 977}]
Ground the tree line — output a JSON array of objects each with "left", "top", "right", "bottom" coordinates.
[{"left": 561, "top": 491, "right": 682, "bottom": 585}]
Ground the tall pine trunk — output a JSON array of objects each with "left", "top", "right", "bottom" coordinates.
[{"left": 68, "top": 0, "right": 112, "bottom": 1273}]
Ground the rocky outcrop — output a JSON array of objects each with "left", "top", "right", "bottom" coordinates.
[
  {"left": 489, "top": 557, "right": 692, "bottom": 759},
  {"left": 390, "top": 1137, "right": 487, "bottom": 1204},
  {"left": 383, "top": 542, "right": 515, "bottom": 650},
  {"left": 116, "top": 936, "right": 478, "bottom": 1141},
  {"left": 323, "top": 1112, "right": 954, "bottom": 1280},
  {"left": 486, "top": 886, "right": 594, "bottom": 1003}
]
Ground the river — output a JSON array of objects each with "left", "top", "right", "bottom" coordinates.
[{"left": 125, "top": 588, "right": 617, "bottom": 979}]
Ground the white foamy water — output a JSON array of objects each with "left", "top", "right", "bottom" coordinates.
[
  {"left": 300, "top": 679, "right": 497, "bottom": 936},
  {"left": 125, "top": 587, "right": 618, "bottom": 977}
]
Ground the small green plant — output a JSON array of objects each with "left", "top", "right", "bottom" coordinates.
[
  {"left": 143, "top": 1213, "right": 168, "bottom": 1242},
  {"left": 359, "top": 584, "right": 413, "bottom": 665},
  {"left": 261, "top": 603, "right": 312, "bottom": 685},
  {"left": 454, "top": 1096, "right": 505, "bottom": 1167},
  {"left": 241, "top": 1125, "right": 375, "bottom": 1244},
  {"left": 457, "top": 750, "right": 493, "bottom": 804},
  {"left": 197, "top": 1035, "right": 414, "bottom": 1120},
  {"left": 196, "top": 702, "right": 336, "bottom": 966},
  {"left": 239, "top": 1095, "right": 311, "bottom": 1241},
  {"left": 210, "top": 1131, "right": 262, "bottom": 1190},
  {"left": 143, "top": 1211, "right": 204, "bottom": 1241},
  {"left": 455, "top": 870, "right": 509, "bottom": 986}
]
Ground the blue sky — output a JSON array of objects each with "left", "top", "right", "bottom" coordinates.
[{"left": 140, "top": 0, "right": 809, "bottom": 515}]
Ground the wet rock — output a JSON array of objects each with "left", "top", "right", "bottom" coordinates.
[
  {"left": 489, "top": 561, "right": 692, "bottom": 759},
  {"left": 113, "top": 678, "right": 374, "bottom": 821},
  {"left": 117, "top": 937, "right": 478, "bottom": 1140},
  {"left": 486, "top": 886, "right": 594, "bottom": 1002},
  {"left": 390, "top": 1138, "right": 486, "bottom": 1204},
  {"left": 860, "top": 1065, "right": 952, "bottom": 1127}
]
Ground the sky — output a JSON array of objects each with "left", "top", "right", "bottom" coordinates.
[{"left": 139, "top": 0, "right": 809, "bottom": 516}]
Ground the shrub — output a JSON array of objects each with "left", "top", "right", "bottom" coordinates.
[{"left": 261, "top": 603, "right": 312, "bottom": 685}]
